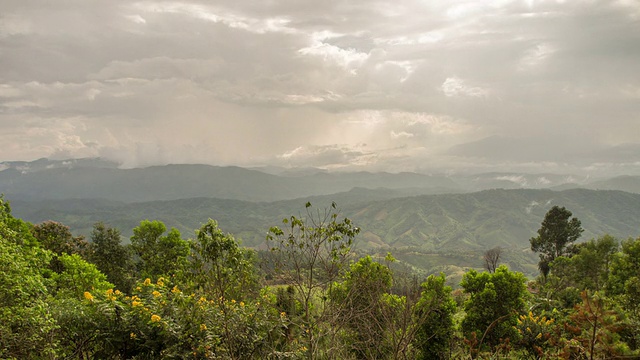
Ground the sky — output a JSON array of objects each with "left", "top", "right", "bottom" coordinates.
[{"left": 1, "top": 0, "right": 639, "bottom": 175}]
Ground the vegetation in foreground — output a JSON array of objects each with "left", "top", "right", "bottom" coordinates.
[{"left": 1, "top": 197, "right": 639, "bottom": 359}]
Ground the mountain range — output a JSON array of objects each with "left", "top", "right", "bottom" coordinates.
[
  {"left": 3, "top": 158, "right": 640, "bottom": 281},
  {"left": 2, "top": 158, "right": 640, "bottom": 202}
]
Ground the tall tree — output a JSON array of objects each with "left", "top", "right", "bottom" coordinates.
[
  {"left": 331, "top": 255, "right": 393, "bottom": 359},
  {"left": 188, "top": 219, "right": 258, "bottom": 302},
  {"left": 414, "top": 273, "right": 457, "bottom": 360},
  {"left": 89, "top": 222, "right": 135, "bottom": 293},
  {"left": 32, "top": 220, "right": 89, "bottom": 273},
  {"left": 530, "top": 206, "right": 583, "bottom": 277},
  {"left": 266, "top": 202, "right": 359, "bottom": 359},
  {"left": 130, "top": 220, "right": 189, "bottom": 280},
  {"left": 461, "top": 265, "right": 528, "bottom": 354}
]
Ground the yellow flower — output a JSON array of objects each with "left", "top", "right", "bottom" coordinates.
[
  {"left": 231, "top": 299, "right": 236, "bottom": 304},
  {"left": 152, "top": 290, "right": 161, "bottom": 298},
  {"left": 115, "top": 290, "right": 122, "bottom": 296},
  {"left": 151, "top": 314, "right": 161, "bottom": 322},
  {"left": 106, "top": 289, "right": 115, "bottom": 301},
  {"left": 144, "top": 278, "right": 151, "bottom": 286},
  {"left": 130, "top": 332, "right": 136, "bottom": 339},
  {"left": 536, "top": 333, "right": 542, "bottom": 340},
  {"left": 171, "top": 286, "right": 181, "bottom": 294},
  {"left": 156, "top": 277, "right": 165, "bottom": 286},
  {"left": 240, "top": 301, "right": 245, "bottom": 308},
  {"left": 132, "top": 300, "right": 142, "bottom": 307},
  {"left": 200, "top": 324, "right": 207, "bottom": 331},
  {"left": 83, "top": 291, "right": 94, "bottom": 301},
  {"left": 526, "top": 327, "right": 531, "bottom": 333},
  {"left": 280, "top": 312, "right": 286, "bottom": 318}
]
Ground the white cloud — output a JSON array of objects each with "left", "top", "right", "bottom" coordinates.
[
  {"left": 441, "top": 77, "right": 489, "bottom": 97},
  {"left": 390, "top": 131, "right": 414, "bottom": 139},
  {"left": 518, "top": 42, "right": 555, "bottom": 70},
  {"left": 276, "top": 144, "right": 374, "bottom": 169},
  {"left": 298, "top": 35, "right": 370, "bottom": 74},
  {"left": 496, "top": 175, "right": 528, "bottom": 186},
  {"left": 126, "top": 14, "right": 147, "bottom": 24},
  {"left": 133, "top": 1, "right": 295, "bottom": 35}
]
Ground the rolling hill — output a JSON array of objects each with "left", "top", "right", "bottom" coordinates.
[{"left": 9, "top": 188, "right": 640, "bottom": 280}]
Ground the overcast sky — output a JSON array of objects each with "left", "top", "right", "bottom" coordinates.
[{"left": 1, "top": 0, "right": 639, "bottom": 175}]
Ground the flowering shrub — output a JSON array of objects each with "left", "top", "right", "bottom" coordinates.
[{"left": 516, "top": 311, "right": 555, "bottom": 359}]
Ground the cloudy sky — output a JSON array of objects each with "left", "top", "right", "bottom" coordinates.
[{"left": 1, "top": 0, "right": 639, "bottom": 175}]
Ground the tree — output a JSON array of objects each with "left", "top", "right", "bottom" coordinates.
[
  {"left": 0, "top": 198, "right": 58, "bottom": 358},
  {"left": 188, "top": 219, "right": 258, "bottom": 302},
  {"left": 32, "top": 220, "right": 89, "bottom": 273},
  {"left": 530, "top": 206, "right": 583, "bottom": 277},
  {"left": 0, "top": 196, "right": 38, "bottom": 247},
  {"left": 331, "top": 255, "right": 393, "bottom": 359},
  {"left": 0, "top": 236, "right": 58, "bottom": 358},
  {"left": 89, "top": 222, "right": 135, "bottom": 293},
  {"left": 266, "top": 202, "right": 359, "bottom": 359},
  {"left": 606, "top": 236, "right": 640, "bottom": 350},
  {"left": 561, "top": 291, "right": 632, "bottom": 359},
  {"left": 52, "top": 253, "right": 113, "bottom": 298},
  {"left": 414, "top": 273, "right": 457, "bottom": 360},
  {"left": 483, "top": 247, "right": 502, "bottom": 273},
  {"left": 32, "top": 220, "right": 89, "bottom": 257},
  {"left": 130, "top": 220, "right": 189, "bottom": 280},
  {"left": 461, "top": 265, "right": 528, "bottom": 354},
  {"left": 552, "top": 235, "right": 618, "bottom": 292}
]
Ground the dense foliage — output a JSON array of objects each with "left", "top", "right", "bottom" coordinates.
[{"left": 1, "top": 197, "right": 638, "bottom": 359}]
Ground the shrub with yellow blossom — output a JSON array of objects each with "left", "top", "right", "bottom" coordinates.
[{"left": 515, "top": 311, "right": 556, "bottom": 359}]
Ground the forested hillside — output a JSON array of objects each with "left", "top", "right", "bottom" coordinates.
[{"left": 10, "top": 188, "right": 640, "bottom": 279}]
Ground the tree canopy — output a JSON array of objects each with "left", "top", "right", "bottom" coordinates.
[{"left": 530, "top": 205, "right": 583, "bottom": 277}]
